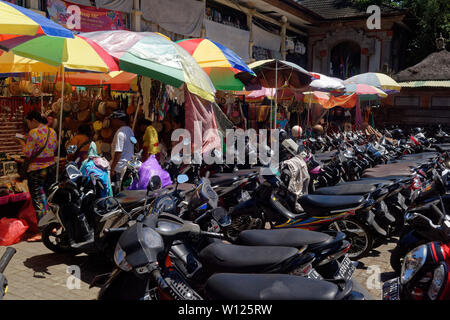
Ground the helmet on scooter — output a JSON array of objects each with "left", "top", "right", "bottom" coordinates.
[
  {"left": 392, "top": 128, "right": 404, "bottom": 140},
  {"left": 291, "top": 125, "right": 302, "bottom": 138}
]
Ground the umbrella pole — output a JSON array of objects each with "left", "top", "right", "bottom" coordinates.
[
  {"left": 273, "top": 60, "right": 278, "bottom": 130},
  {"left": 307, "top": 86, "right": 311, "bottom": 132},
  {"left": 56, "top": 67, "right": 65, "bottom": 183},
  {"left": 40, "top": 72, "right": 44, "bottom": 114}
]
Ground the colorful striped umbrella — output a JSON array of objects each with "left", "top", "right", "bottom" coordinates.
[
  {"left": 176, "top": 38, "right": 255, "bottom": 91},
  {"left": 343, "top": 83, "right": 388, "bottom": 99},
  {"left": 0, "top": 0, "right": 73, "bottom": 38},
  {"left": 0, "top": 34, "right": 119, "bottom": 73},
  {"left": 81, "top": 30, "right": 216, "bottom": 102},
  {"left": 344, "top": 72, "right": 401, "bottom": 93}
]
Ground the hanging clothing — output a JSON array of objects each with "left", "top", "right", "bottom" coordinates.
[{"left": 143, "top": 125, "right": 160, "bottom": 156}]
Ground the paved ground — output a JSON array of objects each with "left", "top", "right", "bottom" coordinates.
[{"left": 1, "top": 237, "right": 398, "bottom": 300}]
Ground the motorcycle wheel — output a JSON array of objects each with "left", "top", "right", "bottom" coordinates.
[
  {"left": 42, "top": 222, "right": 75, "bottom": 254},
  {"left": 328, "top": 217, "right": 373, "bottom": 260}
]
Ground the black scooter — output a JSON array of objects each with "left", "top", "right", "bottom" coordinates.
[{"left": 0, "top": 247, "right": 16, "bottom": 299}]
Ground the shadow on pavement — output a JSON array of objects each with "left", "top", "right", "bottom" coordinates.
[{"left": 23, "top": 252, "right": 113, "bottom": 286}]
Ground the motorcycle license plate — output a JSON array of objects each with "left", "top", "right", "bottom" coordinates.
[
  {"left": 307, "top": 268, "right": 323, "bottom": 280},
  {"left": 382, "top": 277, "right": 400, "bottom": 300},
  {"left": 337, "top": 255, "right": 355, "bottom": 280},
  {"left": 240, "top": 191, "right": 251, "bottom": 202}
]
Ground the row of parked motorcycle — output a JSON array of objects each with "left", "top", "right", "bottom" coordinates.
[{"left": 1, "top": 124, "right": 449, "bottom": 300}]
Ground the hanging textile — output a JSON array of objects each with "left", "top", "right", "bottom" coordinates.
[
  {"left": 184, "top": 88, "right": 221, "bottom": 154},
  {"left": 141, "top": 0, "right": 203, "bottom": 37},
  {"left": 252, "top": 23, "right": 282, "bottom": 52},
  {"left": 203, "top": 19, "right": 250, "bottom": 62}
]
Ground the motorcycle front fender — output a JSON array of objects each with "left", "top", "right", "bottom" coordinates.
[{"left": 38, "top": 210, "right": 58, "bottom": 228}]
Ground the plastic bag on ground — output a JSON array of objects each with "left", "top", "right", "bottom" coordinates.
[
  {"left": 128, "top": 155, "right": 172, "bottom": 190},
  {"left": 0, "top": 218, "right": 29, "bottom": 246}
]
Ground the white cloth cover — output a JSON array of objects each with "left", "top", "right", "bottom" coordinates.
[
  {"left": 141, "top": 0, "right": 204, "bottom": 37},
  {"left": 95, "top": 0, "right": 133, "bottom": 13},
  {"left": 282, "top": 155, "right": 310, "bottom": 212},
  {"left": 252, "top": 23, "right": 281, "bottom": 52},
  {"left": 203, "top": 19, "right": 250, "bottom": 63}
]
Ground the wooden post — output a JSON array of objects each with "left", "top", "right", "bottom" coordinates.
[
  {"left": 281, "top": 16, "right": 288, "bottom": 60},
  {"left": 247, "top": 8, "right": 256, "bottom": 62}
]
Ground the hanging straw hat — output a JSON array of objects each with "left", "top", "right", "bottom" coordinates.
[
  {"left": 102, "top": 118, "right": 110, "bottom": 129},
  {"left": 51, "top": 100, "right": 61, "bottom": 114},
  {"left": 98, "top": 102, "right": 107, "bottom": 116},
  {"left": 31, "top": 84, "right": 42, "bottom": 97},
  {"left": 71, "top": 102, "right": 80, "bottom": 113},
  {"left": 101, "top": 127, "right": 113, "bottom": 140},
  {"left": 77, "top": 108, "right": 91, "bottom": 122},
  {"left": 9, "top": 82, "right": 20, "bottom": 96},
  {"left": 93, "top": 120, "right": 103, "bottom": 132}
]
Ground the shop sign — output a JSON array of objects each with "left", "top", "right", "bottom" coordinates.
[{"left": 47, "top": 0, "right": 127, "bottom": 33}]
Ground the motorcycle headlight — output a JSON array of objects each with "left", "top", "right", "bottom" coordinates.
[
  {"left": 428, "top": 263, "right": 448, "bottom": 300},
  {"left": 401, "top": 245, "right": 427, "bottom": 284},
  {"left": 113, "top": 243, "right": 132, "bottom": 272}
]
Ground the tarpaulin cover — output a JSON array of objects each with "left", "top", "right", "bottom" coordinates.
[
  {"left": 128, "top": 155, "right": 172, "bottom": 190},
  {"left": 141, "top": 0, "right": 203, "bottom": 37},
  {"left": 303, "top": 92, "right": 357, "bottom": 109},
  {"left": 185, "top": 88, "right": 221, "bottom": 154}
]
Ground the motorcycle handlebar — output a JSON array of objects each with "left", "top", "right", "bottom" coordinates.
[{"left": 0, "top": 247, "right": 16, "bottom": 274}]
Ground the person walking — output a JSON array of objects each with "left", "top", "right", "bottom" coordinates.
[
  {"left": 15, "top": 111, "right": 58, "bottom": 242},
  {"left": 110, "top": 111, "right": 136, "bottom": 194}
]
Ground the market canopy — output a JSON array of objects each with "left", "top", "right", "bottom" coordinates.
[
  {"left": 303, "top": 91, "right": 357, "bottom": 109},
  {"left": 343, "top": 83, "right": 388, "bottom": 100},
  {"left": 0, "top": 34, "right": 119, "bottom": 73},
  {"left": 310, "top": 73, "right": 345, "bottom": 92},
  {"left": 344, "top": 72, "right": 401, "bottom": 94},
  {"left": 234, "top": 87, "right": 300, "bottom": 102},
  {"left": 80, "top": 30, "right": 216, "bottom": 102},
  {"left": 176, "top": 38, "right": 255, "bottom": 91},
  {"left": 237, "top": 59, "right": 313, "bottom": 90}
]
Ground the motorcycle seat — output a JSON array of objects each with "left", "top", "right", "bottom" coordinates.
[
  {"left": 337, "top": 179, "right": 394, "bottom": 188},
  {"left": 116, "top": 190, "right": 147, "bottom": 209},
  {"left": 209, "top": 175, "right": 240, "bottom": 187},
  {"left": 314, "top": 184, "right": 376, "bottom": 196},
  {"left": 237, "top": 228, "right": 334, "bottom": 251},
  {"left": 205, "top": 273, "right": 347, "bottom": 300},
  {"left": 199, "top": 242, "right": 298, "bottom": 274},
  {"left": 298, "top": 194, "right": 365, "bottom": 216}
]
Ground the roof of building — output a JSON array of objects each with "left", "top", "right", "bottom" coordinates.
[
  {"left": 395, "top": 50, "right": 450, "bottom": 82},
  {"left": 398, "top": 80, "right": 450, "bottom": 88},
  {"left": 294, "top": 0, "right": 404, "bottom": 20}
]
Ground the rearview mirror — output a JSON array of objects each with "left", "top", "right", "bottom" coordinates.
[
  {"left": 147, "top": 175, "right": 162, "bottom": 191},
  {"left": 177, "top": 174, "right": 189, "bottom": 184},
  {"left": 66, "top": 145, "right": 78, "bottom": 154}
]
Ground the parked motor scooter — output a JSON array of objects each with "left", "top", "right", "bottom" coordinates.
[{"left": 0, "top": 247, "right": 16, "bottom": 299}]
